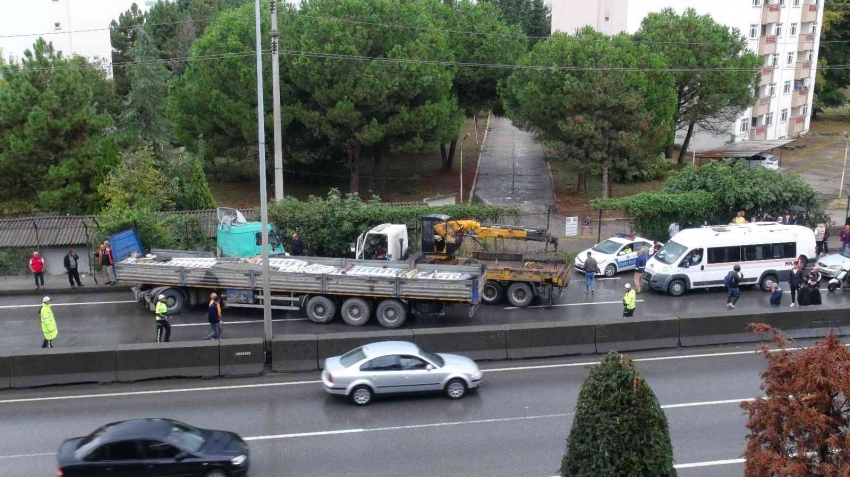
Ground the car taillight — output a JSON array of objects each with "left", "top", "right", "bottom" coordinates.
[
  {"left": 327, "top": 372, "right": 333, "bottom": 384},
  {"left": 57, "top": 468, "right": 64, "bottom": 477}
]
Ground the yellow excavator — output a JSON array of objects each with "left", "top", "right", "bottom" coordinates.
[{"left": 422, "top": 214, "right": 558, "bottom": 262}]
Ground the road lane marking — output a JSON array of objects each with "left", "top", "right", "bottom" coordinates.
[
  {"left": 0, "top": 452, "right": 56, "bottom": 460},
  {"left": 172, "top": 318, "right": 308, "bottom": 327},
  {"left": 674, "top": 458, "right": 746, "bottom": 469},
  {"left": 504, "top": 299, "right": 645, "bottom": 310},
  {"left": 661, "top": 398, "right": 757, "bottom": 409},
  {"left": 0, "top": 300, "right": 136, "bottom": 310}
]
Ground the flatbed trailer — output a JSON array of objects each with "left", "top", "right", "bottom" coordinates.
[
  {"left": 471, "top": 251, "right": 570, "bottom": 308},
  {"left": 116, "top": 255, "right": 486, "bottom": 329}
]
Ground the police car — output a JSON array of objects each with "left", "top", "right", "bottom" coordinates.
[{"left": 575, "top": 234, "right": 655, "bottom": 277}]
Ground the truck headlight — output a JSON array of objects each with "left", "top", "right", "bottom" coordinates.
[{"left": 231, "top": 455, "right": 247, "bottom": 466}]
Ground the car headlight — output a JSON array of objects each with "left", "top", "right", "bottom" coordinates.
[
  {"left": 662, "top": 266, "right": 671, "bottom": 273},
  {"left": 231, "top": 455, "right": 247, "bottom": 466}
]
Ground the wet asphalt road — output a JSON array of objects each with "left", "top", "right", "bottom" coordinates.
[
  {"left": 0, "top": 342, "right": 773, "bottom": 476},
  {"left": 0, "top": 271, "right": 845, "bottom": 349}
]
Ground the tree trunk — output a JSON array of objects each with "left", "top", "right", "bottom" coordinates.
[
  {"left": 602, "top": 166, "right": 611, "bottom": 199},
  {"left": 576, "top": 153, "right": 588, "bottom": 193},
  {"left": 440, "top": 144, "right": 448, "bottom": 169},
  {"left": 665, "top": 142, "right": 674, "bottom": 159},
  {"left": 348, "top": 143, "right": 361, "bottom": 194},
  {"left": 441, "top": 139, "right": 458, "bottom": 170},
  {"left": 369, "top": 145, "right": 383, "bottom": 191},
  {"left": 677, "top": 120, "right": 697, "bottom": 165}
]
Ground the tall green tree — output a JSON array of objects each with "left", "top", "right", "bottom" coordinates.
[
  {"left": 284, "top": 0, "right": 458, "bottom": 193},
  {"left": 0, "top": 39, "right": 120, "bottom": 213},
  {"left": 503, "top": 29, "right": 676, "bottom": 198},
  {"left": 480, "top": 0, "right": 550, "bottom": 46},
  {"left": 110, "top": 3, "right": 146, "bottom": 96},
  {"left": 814, "top": 2, "right": 850, "bottom": 114},
  {"left": 635, "top": 9, "right": 762, "bottom": 163},
  {"left": 99, "top": 147, "right": 176, "bottom": 211},
  {"left": 562, "top": 352, "right": 676, "bottom": 477},
  {"left": 122, "top": 27, "right": 172, "bottom": 149}
]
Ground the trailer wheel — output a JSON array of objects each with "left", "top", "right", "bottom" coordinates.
[
  {"left": 482, "top": 281, "right": 504, "bottom": 305},
  {"left": 376, "top": 299, "right": 408, "bottom": 329},
  {"left": 341, "top": 298, "right": 371, "bottom": 326},
  {"left": 305, "top": 296, "right": 337, "bottom": 324},
  {"left": 161, "top": 288, "right": 186, "bottom": 314},
  {"left": 507, "top": 282, "right": 534, "bottom": 308}
]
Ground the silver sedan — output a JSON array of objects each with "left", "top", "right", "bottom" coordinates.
[{"left": 321, "top": 341, "right": 483, "bottom": 406}]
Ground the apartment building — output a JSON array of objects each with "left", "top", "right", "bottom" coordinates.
[
  {"left": 0, "top": 0, "right": 154, "bottom": 67},
  {"left": 551, "top": 0, "right": 825, "bottom": 149}
]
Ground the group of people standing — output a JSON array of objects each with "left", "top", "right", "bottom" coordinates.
[
  {"left": 726, "top": 259, "right": 823, "bottom": 310},
  {"left": 151, "top": 292, "right": 223, "bottom": 344},
  {"left": 26, "top": 241, "right": 116, "bottom": 291}
]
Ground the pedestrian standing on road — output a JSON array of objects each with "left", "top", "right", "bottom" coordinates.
[
  {"left": 769, "top": 283, "right": 782, "bottom": 308},
  {"left": 63, "top": 248, "right": 84, "bottom": 289},
  {"left": 622, "top": 283, "right": 636, "bottom": 317},
  {"left": 155, "top": 294, "right": 171, "bottom": 343},
  {"left": 788, "top": 262, "right": 803, "bottom": 307},
  {"left": 815, "top": 222, "right": 826, "bottom": 257},
  {"left": 583, "top": 252, "right": 598, "bottom": 293},
  {"left": 206, "top": 293, "right": 223, "bottom": 340},
  {"left": 823, "top": 227, "right": 831, "bottom": 254},
  {"left": 841, "top": 225, "right": 850, "bottom": 250},
  {"left": 291, "top": 233, "right": 304, "bottom": 256},
  {"left": 40, "top": 296, "right": 58, "bottom": 348},
  {"left": 724, "top": 265, "right": 742, "bottom": 309},
  {"left": 29, "top": 251, "right": 45, "bottom": 291},
  {"left": 668, "top": 221, "right": 680, "bottom": 239},
  {"left": 99, "top": 241, "right": 116, "bottom": 284},
  {"left": 634, "top": 251, "right": 647, "bottom": 293}
]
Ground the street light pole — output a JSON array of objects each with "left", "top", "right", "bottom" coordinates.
[
  {"left": 253, "top": 0, "right": 273, "bottom": 344},
  {"left": 840, "top": 131, "right": 849, "bottom": 199},
  {"left": 270, "top": 0, "right": 284, "bottom": 201},
  {"left": 459, "top": 133, "right": 468, "bottom": 203}
]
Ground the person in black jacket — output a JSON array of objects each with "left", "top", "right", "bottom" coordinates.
[
  {"left": 291, "top": 233, "right": 304, "bottom": 256},
  {"left": 788, "top": 262, "right": 804, "bottom": 307},
  {"left": 809, "top": 275, "right": 823, "bottom": 305},
  {"left": 725, "top": 265, "right": 742, "bottom": 309},
  {"left": 797, "top": 282, "right": 812, "bottom": 306},
  {"left": 63, "top": 248, "right": 84, "bottom": 289}
]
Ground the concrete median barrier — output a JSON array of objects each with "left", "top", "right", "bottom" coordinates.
[
  {"left": 679, "top": 306, "right": 850, "bottom": 347},
  {"left": 0, "top": 352, "right": 10, "bottom": 389},
  {"left": 318, "top": 330, "right": 414, "bottom": 367},
  {"left": 219, "top": 338, "right": 265, "bottom": 376},
  {"left": 272, "top": 334, "right": 319, "bottom": 372},
  {"left": 506, "top": 322, "right": 595, "bottom": 359},
  {"left": 117, "top": 341, "right": 219, "bottom": 382},
  {"left": 9, "top": 346, "right": 117, "bottom": 388},
  {"left": 596, "top": 315, "right": 679, "bottom": 353},
  {"left": 413, "top": 325, "right": 507, "bottom": 361}
]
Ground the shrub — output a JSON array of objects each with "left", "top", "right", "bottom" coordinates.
[{"left": 0, "top": 248, "right": 32, "bottom": 275}]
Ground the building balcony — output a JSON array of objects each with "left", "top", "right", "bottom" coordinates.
[
  {"left": 795, "top": 61, "right": 812, "bottom": 80},
  {"left": 762, "top": 3, "right": 781, "bottom": 23},
  {"left": 792, "top": 87, "right": 809, "bottom": 107},
  {"left": 799, "top": 33, "right": 815, "bottom": 51},
  {"left": 760, "top": 35, "right": 778, "bottom": 55},
  {"left": 761, "top": 66, "right": 774, "bottom": 85},
  {"left": 750, "top": 126, "right": 767, "bottom": 141},
  {"left": 753, "top": 96, "right": 772, "bottom": 117},
  {"left": 801, "top": 3, "right": 818, "bottom": 23},
  {"left": 788, "top": 116, "right": 805, "bottom": 136}
]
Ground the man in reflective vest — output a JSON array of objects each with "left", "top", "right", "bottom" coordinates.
[
  {"left": 40, "top": 296, "right": 58, "bottom": 348},
  {"left": 622, "top": 283, "right": 636, "bottom": 318},
  {"left": 155, "top": 294, "right": 171, "bottom": 343}
]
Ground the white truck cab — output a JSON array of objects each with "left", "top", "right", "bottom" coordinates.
[{"left": 355, "top": 224, "right": 410, "bottom": 261}]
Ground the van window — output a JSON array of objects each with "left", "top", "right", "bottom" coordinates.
[
  {"left": 743, "top": 244, "right": 772, "bottom": 261},
  {"left": 772, "top": 242, "right": 796, "bottom": 259},
  {"left": 708, "top": 246, "right": 741, "bottom": 264}
]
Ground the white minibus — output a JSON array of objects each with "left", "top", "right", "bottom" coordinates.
[{"left": 644, "top": 223, "right": 817, "bottom": 296}]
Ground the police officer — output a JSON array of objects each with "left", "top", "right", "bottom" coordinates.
[
  {"left": 622, "top": 283, "right": 636, "bottom": 317},
  {"left": 155, "top": 294, "right": 171, "bottom": 343},
  {"left": 40, "top": 296, "right": 58, "bottom": 348}
]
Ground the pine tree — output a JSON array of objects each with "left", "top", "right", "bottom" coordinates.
[
  {"left": 122, "top": 27, "right": 171, "bottom": 148},
  {"left": 179, "top": 156, "right": 217, "bottom": 210},
  {"left": 561, "top": 352, "right": 677, "bottom": 477}
]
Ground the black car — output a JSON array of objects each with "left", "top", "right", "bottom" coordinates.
[{"left": 57, "top": 418, "right": 249, "bottom": 477}]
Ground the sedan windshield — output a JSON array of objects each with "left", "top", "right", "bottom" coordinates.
[
  {"left": 655, "top": 241, "right": 688, "bottom": 265},
  {"left": 418, "top": 348, "right": 445, "bottom": 367},
  {"left": 167, "top": 421, "right": 206, "bottom": 453},
  {"left": 592, "top": 239, "right": 622, "bottom": 255},
  {"left": 340, "top": 347, "right": 367, "bottom": 367}
]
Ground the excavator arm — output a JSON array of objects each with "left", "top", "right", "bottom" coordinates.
[{"left": 438, "top": 220, "right": 558, "bottom": 248}]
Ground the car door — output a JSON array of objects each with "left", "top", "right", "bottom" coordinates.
[
  {"left": 678, "top": 248, "right": 706, "bottom": 287},
  {"left": 142, "top": 440, "right": 195, "bottom": 477},
  {"left": 99, "top": 440, "right": 149, "bottom": 477},
  {"left": 398, "top": 355, "right": 443, "bottom": 391},
  {"left": 615, "top": 243, "right": 639, "bottom": 271},
  {"left": 360, "top": 355, "right": 403, "bottom": 394}
]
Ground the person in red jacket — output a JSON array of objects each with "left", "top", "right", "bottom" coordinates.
[{"left": 29, "top": 250, "right": 45, "bottom": 291}]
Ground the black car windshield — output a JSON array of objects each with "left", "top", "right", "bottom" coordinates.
[
  {"left": 592, "top": 239, "right": 623, "bottom": 255},
  {"left": 75, "top": 425, "right": 110, "bottom": 460},
  {"left": 655, "top": 241, "right": 688, "bottom": 265},
  {"left": 167, "top": 421, "right": 206, "bottom": 453},
  {"left": 340, "top": 347, "right": 367, "bottom": 367},
  {"left": 418, "top": 348, "right": 445, "bottom": 367}
]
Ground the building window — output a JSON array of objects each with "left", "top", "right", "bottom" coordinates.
[
  {"left": 784, "top": 80, "right": 792, "bottom": 94},
  {"left": 806, "top": 50, "right": 814, "bottom": 62},
  {"left": 740, "top": 118, "right": 750, "bottom": 133},
  {"left": 775, "top": 23, "right": 783, "bottom": 37},
  {"left": 801, "top": 105, "right": 808, "bottom": 117},
  {"left": 753, "top": 0, "right": 761, "bottom": 6},
  {"left": 765, "top": 112, "right": 774, "bottom": 126},
  {"left": 769, "top": 83, "right": 777, "bottom": 96},
  {"left": 793, "top": 0, "right": 800, "bottom": 6},
  {"left": 780, "top": 108, "right": 789, "bottom": 122},
  {"left": 791, "top": 22, "right": 798, "bottom": 35},
  {"left": 750, "top": 24, "right": 759, "bottom": 39},
  {"left": 762, "top": 24, "right": 768, "bottom": 36},
  {"left": 787, "top": 52, "right": 795, "bottom": 65},
  {"left": 779, "top": 0, "right": 785, "bottom": 5},
  {"left": 811, "top": 22, "right": 817, "bottom": 35},
  {"left": 772, "top": 54, "right": 779, "bottom": 67},
  {"left": 54, "top": 22, "right": 61, "bottom": 30},
  {"left": 57, "top": 50, "right": 62, "bottom": 56}
]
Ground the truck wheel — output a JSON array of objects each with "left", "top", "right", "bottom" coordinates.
[
  {"left": 161, "top": 288, "right": 185, "bottom": 314},
  {"left": 482, "top": 281, "right": 504, "bottom": 305},
  {"left": 305, "top": 296, "right": 337, "bottom": 324},
  {"left": 341, "top": 298, "right": 371, "bottom": 326},
  {"left": 667, "top": 279, "right": 686, "bottom": 297},
  {"left": 376, "top": 299, "right": 407, "bottom": 329},
  {"left": 507, "top": 282, "right": 534, "bottom": 308}
]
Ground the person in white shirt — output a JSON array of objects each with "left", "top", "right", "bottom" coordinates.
[{"left": 668, "top": 222, "right": 680, "bottom": 239}]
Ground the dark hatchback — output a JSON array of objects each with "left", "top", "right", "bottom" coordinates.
[{"left": 57, "top": 418, "right": 249, "bottom": 477}]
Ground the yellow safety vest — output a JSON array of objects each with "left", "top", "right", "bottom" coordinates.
[
  {"left": 623, "top": 289, "right": 636, "bottom": 310},
  {"left": 155, "top": 302, "right": 168, "bottom": 321},
  {"left": 40, "top": 304, "right": 58, "bottom": 340}
]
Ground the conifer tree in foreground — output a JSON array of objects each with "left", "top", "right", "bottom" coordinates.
[{"left": 561, "top": 352, "right": 677, "bottom": 477}]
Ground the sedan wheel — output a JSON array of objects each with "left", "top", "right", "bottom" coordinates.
[
  {"left": 445, "top": 378, "right": 467, "bottom": 400},
  {"left": 604, "top": 264, "right": 617, "bottom": 277},
  {"left": 204, "top": 470, "right": 227, "bottom": 477},
  {"left": 351, "top": 385, "right": 373, "bottom": 406}
]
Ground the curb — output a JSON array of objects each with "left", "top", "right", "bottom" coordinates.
[
  {"left": 0, "top": 285, "right": 119, "bottom": 298},
  {"left": 468, "top": 110, "right": 492, "bottom": 204}
]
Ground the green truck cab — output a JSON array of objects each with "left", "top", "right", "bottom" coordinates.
[{"left": 216, "top": 208, "right": 286, "bottom": 258}]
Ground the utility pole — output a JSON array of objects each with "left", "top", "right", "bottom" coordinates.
[
  {"left": 253, "top": 0, "right": 273, "bottom": 345},
  {"left": 840, "top": 131, "right": 849, "bottom": 199},
  {"left": 270, "top": 0, "right": 284, "bottom": 201}
]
